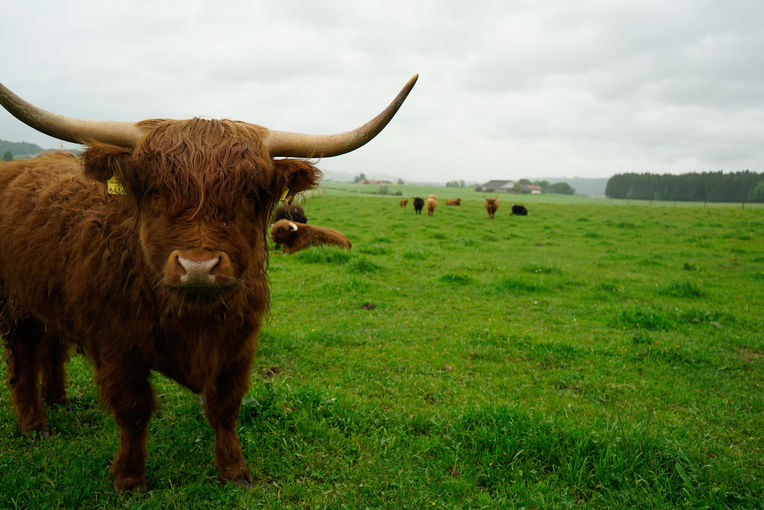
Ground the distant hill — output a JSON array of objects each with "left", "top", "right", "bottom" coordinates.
[
  {"left": 1, "top": 139, "right": 83, "bottom": 160},
  {"left": 0, "top": 139, "right": 45, "bottom": 159}
]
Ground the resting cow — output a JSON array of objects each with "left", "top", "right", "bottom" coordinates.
[
  {"left": 269, "top": 219, "right": 351, "bottom": 254},
  {"left": 0, "top": 75, "right": 417, "bottom": 491},
  {"left": 512, "top": 204, "right": 528, "bottom": 215},
  {"left": 413, "top": 197, "right": 424, "bottom": 214},
  {"left": 485, "top": 198, "right": 499, "bottom": 219},
  {"left": 445, "top": 198, "right": 461, "bottom": 206},
  {"left": 425, "top": 194, "right": 437, "bottom": 216}
]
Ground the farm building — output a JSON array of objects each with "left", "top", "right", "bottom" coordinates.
[
  {"left": 475, "top": 180, "right": 515, "bottom": 193},
  {"left": 475, "top": 180, "right": 543, "bottom": 194}
]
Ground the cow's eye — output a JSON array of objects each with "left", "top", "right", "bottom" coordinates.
[
  {"left": 245, "top": 190, "right": 257, "bottom": 201},
  {"left": 147, "top": 186, "right": 160, "bottom": 199}
]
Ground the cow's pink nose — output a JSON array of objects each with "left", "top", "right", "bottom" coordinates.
[
  {"left": 165, "top": 249, "right": 235, "bottom": 289},
  {"left": 176, "top": 255, "right": 220, "bottom": 285}
]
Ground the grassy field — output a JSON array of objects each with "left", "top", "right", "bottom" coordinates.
[{"left": 1, "top": 189, "right": 762, "bottom": 508}]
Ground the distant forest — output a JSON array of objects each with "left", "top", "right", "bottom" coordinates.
[{"left": 606, "top": 171, "right": 764, "bottom": 203}]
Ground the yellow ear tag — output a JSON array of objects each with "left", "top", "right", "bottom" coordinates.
[
  {"left": 107, "top": 175, "right": 127, "bottom": 196},
  {"left": 280, "top": 188, "right": 289, "bottom": 202}
]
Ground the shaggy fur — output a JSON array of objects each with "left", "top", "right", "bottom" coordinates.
[
  {"left": 0, "top": 118, "right": 322, "bottom": 491},
  {"left": 269, "top": 219, "right": 351, "bottom": 254},
  {"left": 445, "top": 198, "right": 461, "bottom": 206},
  {"left": 485, "top": 198, "right": 499, "bottom": 219},
  {"left": 512, "top": 204, "right": 528, "bottom": 216},
  {"left": 425, "top": 194, "right": 437, "bottom": 216},
  {"left": 413, "top": 197, "right": 424, "bottom": 214}
]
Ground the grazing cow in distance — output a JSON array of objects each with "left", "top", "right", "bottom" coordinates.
[
  {"left": 413, "top": 197, "right": 425, "bottom": 214},
  {"left": 400, "top": 199, "right": 408, "bottom": 208},
  {"left": 485, "top": 198, "right": 499, "bottom": 219},
  {"left": 269, "top": 219, "right": 351, "bottom": 254},
  {"left": 0, "top": 74, "right": 417, "bottom": 491},
  {"left": 274, "top": 203, "right": 308, "bottom": 224},
  {"left": 446, "top": 198, "right": 461, "bottom": 206},
  {"left": 512, "top": 204, "right": 528, "bottom": 216},
  {"left": 425, "top": 194, "right": 437, "bottom": 216}
]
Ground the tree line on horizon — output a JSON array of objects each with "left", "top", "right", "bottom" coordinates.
[{"left": 605, "top": 171, "right": 764, "bottom": 203}]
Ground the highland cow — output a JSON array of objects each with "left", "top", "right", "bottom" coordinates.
[
  {"left": 512, "top": 204, "right": 528, "bottom": 216},
  {"left": 413, "top": 197, "right": 424, "bottom": 214},
  {"left": 425, "top": 194, "right": 437, "bottom": 216},
  {"left": 485, "top": 198, "right": 499, "bottom": 219},
  {"left": 0, "top": 75, "right": 417, "bottom": 491},
  {"left": 269, "top": 219, "right": 351, "bottom": 254},
  {"left": 274, "top": 203, "right": 308, "bottom": 224}
]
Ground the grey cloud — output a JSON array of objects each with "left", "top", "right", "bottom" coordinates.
[{"left": 2, "top": 0, "right": 763, "bottom": 182}]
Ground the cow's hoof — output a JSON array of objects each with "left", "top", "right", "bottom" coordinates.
[
  {"left": 223, "top": 469, "right": 253, "bottom": 489},
  {"left": 22, "top": 426, "right": 50, "bottom": 440},
  {"left": 113, "top": 475, "right": 148, "bottom": 493},
  {"left": 233, "top": 477, "right": 253, "bottom": 489}
]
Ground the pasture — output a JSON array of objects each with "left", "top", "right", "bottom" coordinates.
[{"left": 1, "top": 190, "right": 762, "bottom": 508}]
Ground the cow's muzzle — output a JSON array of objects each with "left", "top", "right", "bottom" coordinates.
[{"left": 164, "top": 249, "right": 235, "bottom": 291}]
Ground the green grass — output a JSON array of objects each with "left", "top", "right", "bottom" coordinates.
[{"left": 1, "top": 190, "right": 762, "bottom": 508}]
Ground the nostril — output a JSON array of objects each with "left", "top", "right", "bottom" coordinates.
[{"left": 175, "top": 254, "right": 187, "bottom": 276}]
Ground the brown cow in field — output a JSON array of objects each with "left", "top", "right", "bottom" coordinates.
[
  {"left": 400, "top": 199, "right": 408, "bottom": 207},
  {"left": 425, "top": 194, "right": 437, "bottom": 216},
  {"left": 0, "top": 75, "right": 417, "bottom": 491},
  {"left": 270, "top": 220, "right": 351, "bottom": 254},
  {"left": 485, "top": 198, "right": 499, "bottom": 219},
  {"left": 445, "top": 198, "right": 461, "bottom": 206}
]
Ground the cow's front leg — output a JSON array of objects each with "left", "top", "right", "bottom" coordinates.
[
  {"left": 97, "top": 360, "right": 155, "bottom": 492},
  {"left": 203, "top": 358, "right": 253, "bottom": 487}
]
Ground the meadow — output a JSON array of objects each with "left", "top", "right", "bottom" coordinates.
[{"left": 0, "top": 187, "right": 762, "bottom": 508}]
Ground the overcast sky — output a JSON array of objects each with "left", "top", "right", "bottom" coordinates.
[{"left": 2, "top": 0, "right": 763, "bottom": 183}]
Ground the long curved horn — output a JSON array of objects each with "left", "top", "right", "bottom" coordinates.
[
  {"left": 0, "top": 82, "right": 145, "bottom": 147},
  {"left": 264, "top": 74, "right": 418, "bottom": 158}
]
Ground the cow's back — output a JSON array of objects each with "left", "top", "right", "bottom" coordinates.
[{"left": 0, "top": 154, "right": 127, "bottom": 331}]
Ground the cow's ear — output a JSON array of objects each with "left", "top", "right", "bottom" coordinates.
[
  {"left": 81, "top": 143, "right": 133, "bottom": 183},
  {"left": 273, "top": 159, "right": 322, "bottom": 201}
]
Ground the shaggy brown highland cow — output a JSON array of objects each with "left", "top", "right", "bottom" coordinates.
[
  {"left": 269, "top": 219, "right": 351, "bottom": 254},
  {"left": 0, "top": 75, "right": 417, "bottom": 491},
  {"left": 485, "top": 197, "right": 499, "bottom": 219}
]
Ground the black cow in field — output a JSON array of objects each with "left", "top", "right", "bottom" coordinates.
[
  {"left": 512, "top": 204, "right": 528, "bottom": 216},
  {"left": 274, "top": 203, "right": 308, "bottom": 224},
  {"left": 413, "top": 197, "right": 425, "bottom": 214}
]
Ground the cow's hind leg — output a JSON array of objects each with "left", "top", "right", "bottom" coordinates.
[
  {"left": 97, "top": 360, "right": 155, "bottom": 492},
  {"left": 6, "top": 318, "right": 49, "bottom": 438},
  {"left": 203, "top": 356, "right": 254, "bottom": 487},
  {"left": 41, "top": 334, "right": 72, "bottom": 409}
]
